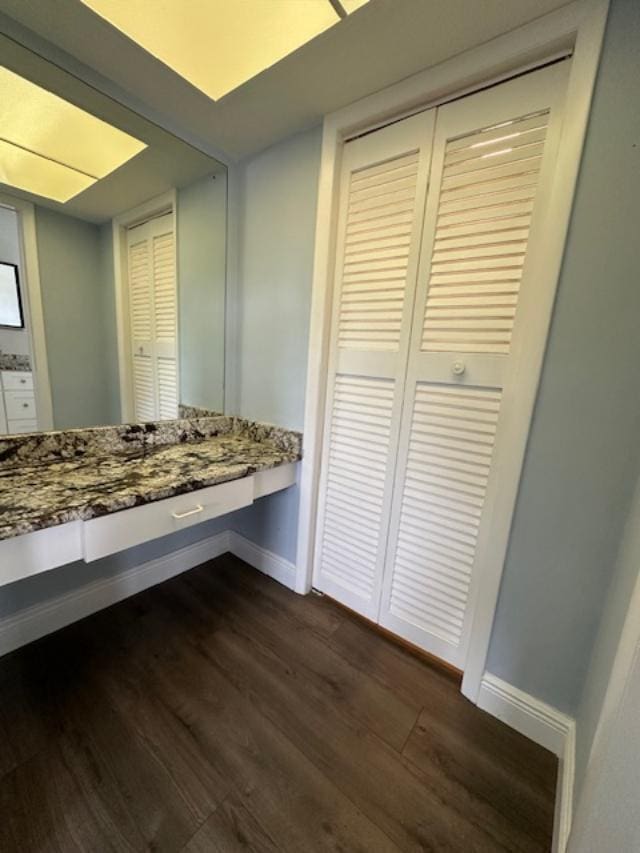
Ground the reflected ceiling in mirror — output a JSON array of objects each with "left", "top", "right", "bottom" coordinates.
[
  {"left": 0, "top": 66, "right": 146, "bottom": 202},
  {"left": 0, "top": 35, "right": 227, "bottom": 438}
]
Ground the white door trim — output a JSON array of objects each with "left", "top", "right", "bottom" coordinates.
[
  {"left": 112, "top": 189, "right": 177, "bottom": 422},
  {"left": 295, "top": 0, "right": 610, "bottom": 702},
  {"left": 0, "top": 191, "right": 54, "bottom": 431}
]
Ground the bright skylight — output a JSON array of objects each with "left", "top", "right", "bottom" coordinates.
[
  {"left": 0, "top": 67, "right": 146, "bottom": 203},
  {"left": 81, "top": 0, "right": 372, "bottom": 101}
]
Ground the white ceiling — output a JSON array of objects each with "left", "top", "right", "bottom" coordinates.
[{"left": 0, "top": 0, "right": 572, "bottom": 162}]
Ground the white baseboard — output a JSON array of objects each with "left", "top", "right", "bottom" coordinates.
[
  {"left": 478, "top": 673, "right": 575, "bottom": 853},
  {"left": 0, "top": 528, "right": 298, "bottom": 659},
  {"left": 552, "top": 720, "right": 575, "bottom": 853},
  {"left": 228, "top": 531, "right": 297, "bottom": 591},
  {"left": 478, "top": 673, "right": 573, "bottom": 754}
]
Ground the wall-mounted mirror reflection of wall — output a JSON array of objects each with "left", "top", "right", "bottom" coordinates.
[{"left": 0, "top": 33, "right": 227, "bottom": 437}]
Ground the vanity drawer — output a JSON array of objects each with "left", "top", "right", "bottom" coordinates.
[
  {"left": 2, "top": 370, "right": 33, "bottom": 390},
  {"left": 4, "top": 390, "right": 36, "bottom": 420},
  {"left": 7, "top": 418, "right": 38, "bottom": 434},
  {"left": 83, "top": 476, "right": 254, "bottom": 561}
]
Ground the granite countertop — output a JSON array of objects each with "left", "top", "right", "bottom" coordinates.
[
  {"left": 0, "top": 417, "right": 301, "bottom": 542},
  {"left": 0, "top": 353, "right": 31, "bottom": 372}
]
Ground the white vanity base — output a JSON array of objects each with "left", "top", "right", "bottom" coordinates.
[
  {"left": 1, "top": 462, "right": 297, "bottom": 588},
  {"left": 0, "top": 528, "right": 297, "bottom": 660}
]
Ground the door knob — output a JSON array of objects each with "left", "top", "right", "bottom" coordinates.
[{"left": 452, "top": 360, "right": 466, "bottom": 376}]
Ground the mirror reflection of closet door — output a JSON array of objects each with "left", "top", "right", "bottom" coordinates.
[{"left": 127, "top": 212, "right": 178, "bottom": 422}]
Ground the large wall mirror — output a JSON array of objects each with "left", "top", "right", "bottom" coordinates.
[{"left": 0, "top": 33, "right": 227, "bottom": 436}]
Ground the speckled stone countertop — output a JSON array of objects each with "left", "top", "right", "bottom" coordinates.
[
  {"left": 178, "top": 404, "right": 222, "bottom": 419},
  {"left": 0, "top": 353, "right": 31, "bottom": 372},
  {"left": 0, "top": 416, "right": 302, "bottom": 541}
]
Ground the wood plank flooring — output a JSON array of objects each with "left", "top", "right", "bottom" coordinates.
[{"left": 0, "top": 554, "right": 557, "bottom": 852}]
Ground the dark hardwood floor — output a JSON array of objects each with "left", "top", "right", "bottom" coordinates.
[{"left": 0, "top": 554, "right": 557, "bottom": 852}]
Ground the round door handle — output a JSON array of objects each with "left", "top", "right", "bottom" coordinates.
[
  {"left": 22, "top": 403, "right": 29, "bottom": 408},
  {"left": 452, "top": 360, "right": 466, "bottom": 376}
]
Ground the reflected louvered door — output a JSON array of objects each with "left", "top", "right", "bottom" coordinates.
[
  {"left": 378, "top": 62, "right": 569, "bottom": 667},
  {"left": 150, "top": 214, "right": 178, "bottom": 419},
  {"left": 313, "top": 111, "right": 434, "bottom": 618},
  {"left": 127, "top": 212, "right": 178, "bottom": 421},
  {"left": 128, "top": 225, "right": 155, "bottom": 420}
]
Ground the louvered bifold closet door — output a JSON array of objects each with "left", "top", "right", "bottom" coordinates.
[
  {"left": 149, "top": 214, "right": 178, "bottom": 419},
  {"left": 127, "top": 223, "right": 156, "bottom": 421},
  {"left": 313, "top": 111, "right": 434, "bottom": 618},
  {"left": 127, "top": 213, "right": 178, "bottom": 422},
  {"left": 378, "top": 62, "right": 570, "bottom": 667}
]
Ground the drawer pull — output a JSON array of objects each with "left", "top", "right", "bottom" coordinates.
[{"left": 171, "top": 504, "right": 204, "bottom": 520}]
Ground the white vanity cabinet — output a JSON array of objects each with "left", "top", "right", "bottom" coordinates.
[
  {"left": 0, "top": 461, "right": 298, "bottom": 587},
  {"left": 1, "top": 370, "right": 38, "bottom": 433},
  {"left": 83, "top": 476, "right": 256, "bottom": 561}
]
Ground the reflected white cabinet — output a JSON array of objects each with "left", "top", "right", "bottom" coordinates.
[{"left": 1, "top": 370, "right": 38, "bottom": 433}]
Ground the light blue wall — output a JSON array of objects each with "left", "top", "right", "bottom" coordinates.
[
  {"left": 228, "top": 126, "right": 322, "bottom": 564},
  {"left": 566, "top": 1, "right": 640, "bottom": 802},
  {"left": 486, "top": 0, "right": 640, "bottom": 715},
  {"left": 573, "top": 472, "right": 640, "bottom": 811},
  {"left": 178, "top": 171, "right": 226, "bottom": 413},
  {"left": 36, "top": 207, "right": 118, "bottom": 429},
  {"left": 234, "top": 126, "right": 321, "bottom": 431}
]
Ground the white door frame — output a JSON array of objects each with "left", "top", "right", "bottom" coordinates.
[
  {"left": 0, "top": 191, "right": 54, "bottom": 431},
  {"left": 112, "top": 189, "right": 178, "bottom": 422},
  {"left": 295, "top": 0, "right": 610, "bottom": 703}
]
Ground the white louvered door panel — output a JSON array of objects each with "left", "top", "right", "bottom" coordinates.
[
  {"left": 157, "top": 357, "right": 178, "bottom": 418},
  {"left": 378, "top": 62, "right": 570, "bottom": 667},
  {"left": 127, "top": 212, "right": 178, "bottom": 422},
  {"left": 153, "top": 232, "right": 176, "bottom": 346},
  {"left": 132, "top": 355, "right": 155, "bottom": 421},
  {"left": 127, "top": 225, "right": 156, "bottom": 421},
  {"left": 150, "top": 214, "right": 178, "bottom": 419},
  {"left": 129, "top": 238, "right": 151, "bottom": 345},
  {"left": 314, "top": 110, "right": 435, "bottom": 618}
]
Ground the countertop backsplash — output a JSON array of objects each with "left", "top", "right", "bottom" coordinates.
[{"left": 0, "top": 415, "right": 302, "bottom": 470}]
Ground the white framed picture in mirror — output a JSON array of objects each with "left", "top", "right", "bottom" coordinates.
[{"left": 0, "top": 261, "right": 23, "bottom": 328}]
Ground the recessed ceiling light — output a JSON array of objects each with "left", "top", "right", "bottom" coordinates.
[
  {"left": 0, "top": 66, "right": 146, "bottom": 203},
  {"left": 81, "top": 0, "right": 371, "bottom": 101}
]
